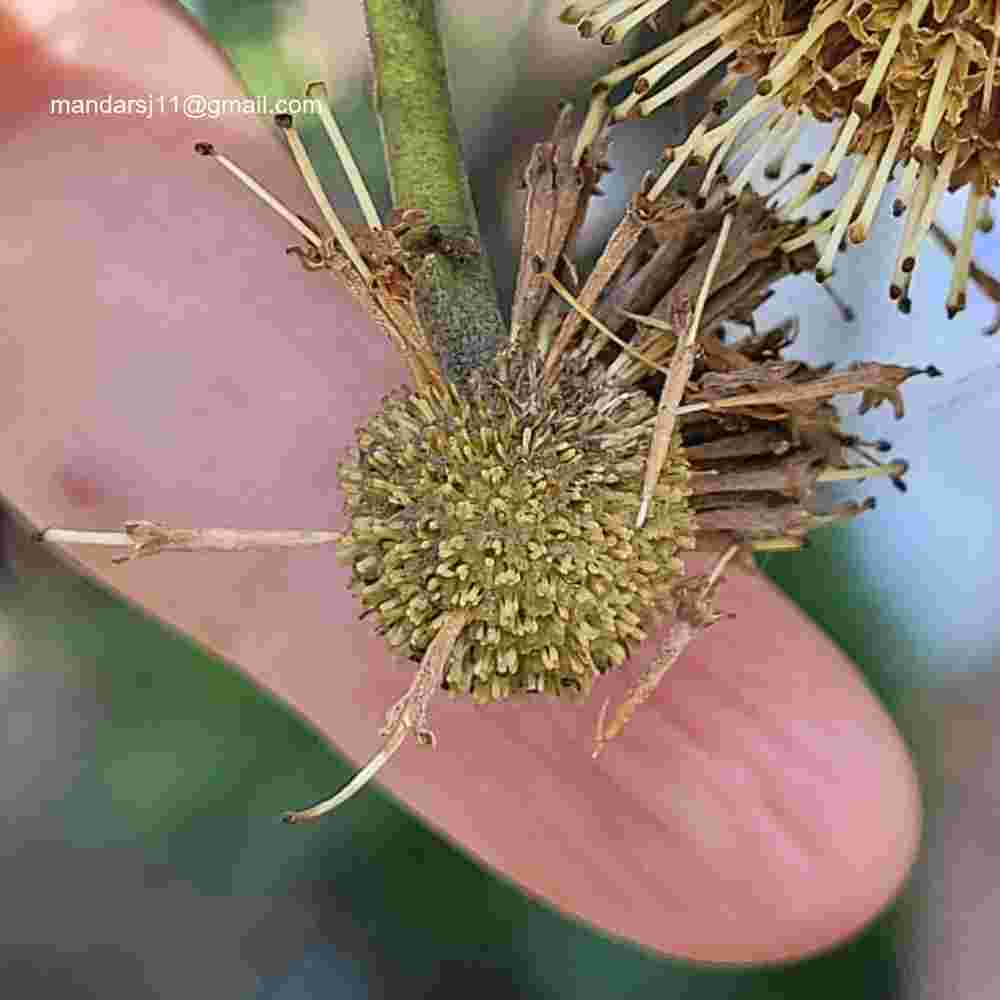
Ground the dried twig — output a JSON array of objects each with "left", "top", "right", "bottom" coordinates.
[
  {"left": 592, "top": 544, "right": 740, "bottom": 758},
  {"left": 283, "top": 608, "right": 470, "bottom": 823},
  {"left": 592, "top": 618, "right": 697, "bottom": 759},
  {"left": 637, "top": 213, "right": 732, "bottom": 527},
  {"left": 38, "top": 521, "right": 342, "bottom": 564},
  {"left": 675, "top": 362, "right": 940, "bottom": 419},
  {"left": 544, "top": 208, "right": 648, "bottom": 382},
  {"left": 512, "top": 105, "right": 609, "bottom": 350}
]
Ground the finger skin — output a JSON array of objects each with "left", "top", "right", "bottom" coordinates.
[{"left": 0, "top": 6, "right": 920, "bottom": 963}]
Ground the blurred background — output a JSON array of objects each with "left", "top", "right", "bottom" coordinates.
[{"left": 3, "top": 0, "right": 999, "bottom": 995}]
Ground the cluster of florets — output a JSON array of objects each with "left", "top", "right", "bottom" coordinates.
[
  {"left": 726, "top": 0, "right": 1000, "bottom": 185},
  {"left": 565, "top": 0, "right": 999, "bottom": 315},
  {"left": 337, "top": 353, "right": 694, "bottom": 703}
]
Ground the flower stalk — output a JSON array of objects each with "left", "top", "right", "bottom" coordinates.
[{"left": 362, "top": 0, "right": 506, "bottom": 381}]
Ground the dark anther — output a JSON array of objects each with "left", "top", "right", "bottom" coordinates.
[
  {"left": 274, "top": 112, "right": 294, "bottom": 129},
  {"left": 924, "top": 365, "right": 943, "bottom": 377},
  {"left": 193, "top": 142, "right": 215, "bottom": 156}
]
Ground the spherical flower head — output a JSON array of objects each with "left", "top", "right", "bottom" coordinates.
[{"left": 337, "top": 351, "right": 694, "bottom": 704}]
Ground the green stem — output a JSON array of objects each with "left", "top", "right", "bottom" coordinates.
[{"left": 362, "top": 0, "right": 506, "bottom": 381}]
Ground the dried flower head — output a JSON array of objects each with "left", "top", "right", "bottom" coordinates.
[
  {"left": 337, "top": 353, "right": 694, "bottom": 705},
  {"left": 563, "top": 0, "right": 1000, "bottom": 318}
]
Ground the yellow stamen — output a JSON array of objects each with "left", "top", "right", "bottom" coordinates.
[
  {"left": 637, "top": 40, "right": 739, "bottom": 117},
  {"left": 559, "top": 3, "right": 593, "bottom": 24},
  {"left": 751, "top": 538, "right": 805, "bottom": 551},
  {"left": 305, "top": 82, "right": 382, "bottom": 230},
  {"left": 195, "top": 143, "right": 323, "bottom": 248},
  {"left": 756, "top": 0, "right": 850, "bottom": 98},
  {"left": 902, "top": 144, "right": 958, "bottom": 274},
  {"left": 647, "top": 113, "right": 714, "bottom": 200},
  {"left": 601, "top": 0, "right": 673, "bottom": 43},
  {"left": 277, "top": 116, "right": 372, "bottom": 285},
  {"left": 817, "top": 111, "right": 860, "bottom": 188},
  {"left": 849, "top": 104, "right": 913, "bottom": 243},
  {"left": 891, "top": 163, "right": 932, "bottom": 298},
  {"left": 816, "top": 134, "right": 887, "bottom": 281},
  {"left": 945, "top": 189, "right": 984, "bottom": 317},
  {"left": 818, "top": 462, "right": 908, "bottom": 484},
  {"left": 632, "top": 0, "right": 762, "bottom": 97},
  {"left": 892, "top": 157, "right": 921, "bottom": 217},
  {"left": 573, "top": 89, "right": 610, "bottom": 166},
  {"left": 693, "top": 94, "right": 776, "bottom": 164},
  {"left": 562, "top": 1, "right": 619, "bottom": 26},
  {"left": 913, "top": 37, "right": 957, "bottom": 161},
  {"left": 579, "top": 0, "right": 637, "bottom": 37},
  {"left": 595, "top": 11, "right": 725, "bottom": 91},
  {"left": 852, "top": 3, "right": 910, "bottom": 117}
]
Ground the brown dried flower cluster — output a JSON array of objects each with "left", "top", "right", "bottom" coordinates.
[
  {"left": 517, "top": 107, "right": 930, "bottom": 558},
  {"left": 563, "top": 0, "right": 1000, "bottom": 319}
]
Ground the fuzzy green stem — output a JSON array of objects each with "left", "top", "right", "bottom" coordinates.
[{"left": 362, "top": 0, "right": 506, "bottom": 380}]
